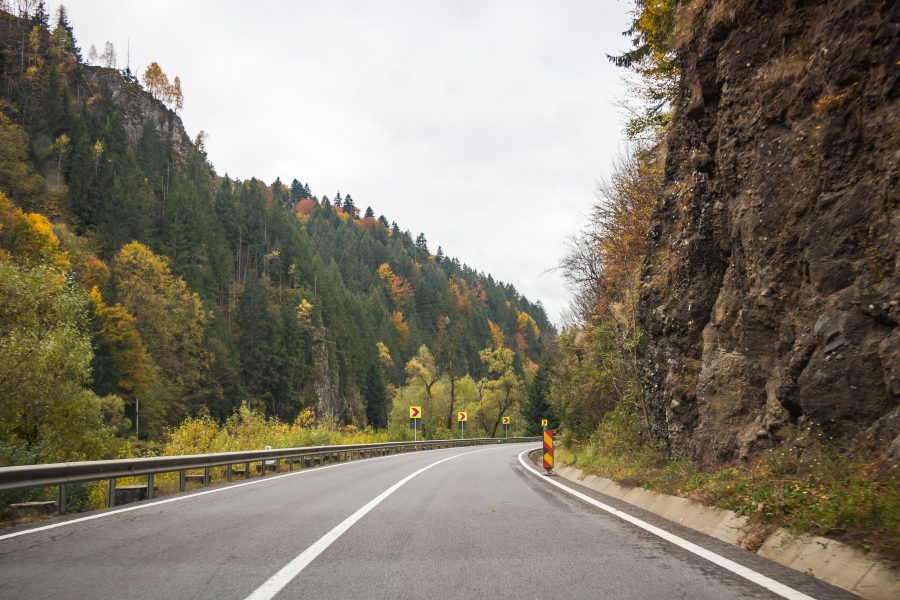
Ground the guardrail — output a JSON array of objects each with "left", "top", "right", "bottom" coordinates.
[{"left": 0, "top": 437, "right": 539, "bottom": 514}]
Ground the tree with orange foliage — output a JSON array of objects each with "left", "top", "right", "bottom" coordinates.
[
  {"left": 487, "top": 319, "right": 505, "bottom": 349},
  {"left": 378, "top": 262, "right": 412, "bottom": 303},
  {"left": 557, "top": 146, "right": 661, "bottom": 435},
  {"left": 389, "top": 311, "right": 409, "bottom": 346}
]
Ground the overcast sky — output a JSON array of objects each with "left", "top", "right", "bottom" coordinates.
[{"left": 55, "top": 0, "right": 634, "bottom": 324}]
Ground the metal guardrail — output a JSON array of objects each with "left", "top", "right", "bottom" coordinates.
[{"left": 0, "top": 437, "right": 539, "bottom": 514}]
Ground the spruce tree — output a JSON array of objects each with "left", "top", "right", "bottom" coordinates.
[
  {"left": 524, "top": 362, "right": 555, "bottom": 434},
  {"left": 415, "top": 233, "right": 429, "bottom": 254},
  {"left": 290, "top": 178, "right": 304, "bottom": 201}
]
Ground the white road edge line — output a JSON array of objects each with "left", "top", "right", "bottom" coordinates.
[
  {"left": 0, "top": 446, "right": 477, "bottom": 542},
  {"left": 244, "top": 448, "right": 491, "bottom": 600},
  {"left": 517, "top": 449, "right": 818, "bottom": 600}
]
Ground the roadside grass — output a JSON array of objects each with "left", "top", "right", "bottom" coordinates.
[
  {"left": 560, "top": 404, "right": 900, "bottom": 563},
  {"left": 2, "top": 403, "right": 401, "bottom": 519}
]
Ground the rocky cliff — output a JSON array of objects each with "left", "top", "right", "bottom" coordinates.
[
  {"left": 83, "top": 66, "right": 194, "bottom": 162},
  {"left": 638, "top": 0, "right": 899, "bottom": 464}
]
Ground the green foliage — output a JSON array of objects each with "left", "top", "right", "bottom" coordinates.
[
  {"left": 113, "top": 241, "right": 210, "bottom": 430},
  {"left": 548, "top": 324, "right": 640, "bottom": 442},
  {"left": 609, "top": 0, "right": 682, "bottom": 139},
  {"left": 0, "top": 192, "right": 123, "bottom": 461},
  {"left": 476, "top": 345, "right": 525, "bottom": 437},
  {"left": 0, "top": 111, "right": 47, "bottom": 212},
  {"left": 162, "top": 403, "right": 392, "bottom": 456},
  {"left": 388, "top": 373, "right": 484, "bottom": 439},
  {"left": 524, "top": 361, "right": 555, "bottom": 435}
]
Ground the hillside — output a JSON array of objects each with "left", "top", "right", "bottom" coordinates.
[{"left": 0, "top": 4, "right": 552, "bottom": 462}]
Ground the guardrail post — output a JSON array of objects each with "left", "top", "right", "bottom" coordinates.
[
  {"left": 245, "top": 461, "right": 251, "bottom": 478},
  {"left": 147, "top": 473, "right": 154, "bottom": 499},
  {"left": 58, "top": 484, "right": 66, "bottom": 514},
  {"left": 179, "top": 470, "right": 186, "bottom": 492},
  {"left": 275, "top": 458, "right": 281, "bottom": 473},
  {"left": 203, "top": 467, "right": 210, "bottom": 486},
  {"left": 226, "top": 464, "right": 233, "bottom": 482},
  {"left": 107, "top": 478, "right": 116, "bottom": 507}
]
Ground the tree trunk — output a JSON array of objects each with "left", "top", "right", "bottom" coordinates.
[{"left": 446, "top": 375, "right": 456, "bottom": 430}]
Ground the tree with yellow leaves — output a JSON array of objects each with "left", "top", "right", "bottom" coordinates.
[
  {"left": 113, "top": 242, "right": 209, "bottom": 423},
  {"left": 405, "top": 345, "right": 440, "bottom": 402},
  {"left": 170, "top": 75, "right": 184, "bottom": 113},
  {"left": 376, "top": 341, "right": 394, "bottom": 369},
  {"left": 0, "top": 111, "right": 47, "bottom": 212},
  {"left": 142, "top": 62, "right": 184, "bottom": 112},
  {"left": 142, "top": 62, "right": 169, "bottom": 101},
  {"left": 0, "top": 193, "right": 124, "bottom": 460},
  {"left": 87, "top": 282, "right": 168, "bottom": 437},
  {"left": 476, "top": 345, "right": 524, "bottom": 437}
]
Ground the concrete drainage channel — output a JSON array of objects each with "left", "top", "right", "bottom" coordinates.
[{"left": 528, "top": 451, "right": 898, "bottom": 600}]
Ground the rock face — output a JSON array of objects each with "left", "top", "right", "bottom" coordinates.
[
  {"left": 638, "top": 0, "right": 899, "bottom": 463},
  {"left": 310, "top": 326, "right": 367, "bottom": 426},
  {"left": 311, "top": 326, "right": 341, "bottom": 420},
  {"left": 83, "top": 67, "right": 194, "bottom": 162}
]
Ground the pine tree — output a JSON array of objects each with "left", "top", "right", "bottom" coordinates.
[
  {"left": 364, "top": 206, "right": 375, "bottom": 218},
  {"left": 343, "top": 194, "right": 356, "bottom": 217},
  {"left": 290, "top": 178, "right": 304, "bottom": 201},
  {"left": 524, "top": 362, "right": 555, "bottom": 434},
  {"left": 54, "top": 5, "right": 81, "bottom": 62},
  {"left": 364, "top": 364, "right": 388, "bottom": 427},
  {"left": 31, "top": 1, "right": 49, "bottom": 33},
  {"left": 415, "top": 233, "right": 428, "bottom": 254}
]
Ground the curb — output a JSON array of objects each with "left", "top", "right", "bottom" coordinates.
[{"left": 554, "top": 464, "right": 899, "bottom": 600}]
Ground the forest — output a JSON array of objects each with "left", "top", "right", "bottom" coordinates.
[{"left": 0, "top": 3, "right": 554, "bottom": 468}]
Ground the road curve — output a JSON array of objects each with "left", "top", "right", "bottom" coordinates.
[{"left": 0, "top": 443, "right": 856, "bottom": 599}]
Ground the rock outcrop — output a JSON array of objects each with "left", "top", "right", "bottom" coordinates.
[
  {"left": 82, "top": 67, "right": 194, "bottom": 162},
  {"left": 638, "top": 0, "right": 899, "bottom": 463}
]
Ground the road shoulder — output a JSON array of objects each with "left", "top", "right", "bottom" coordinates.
[{"left": 522, "top": 449, "right": 867, "bottom": 600}]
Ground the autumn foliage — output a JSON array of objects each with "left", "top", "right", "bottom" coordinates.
[
  {"left": 378, "top": 263, "right": 413, "bottom": 302},
  {"left": 142, "top": 62, "right": 184, "bottom": 112},
  {"left": 294, "top": 198, "right": 317, "bottom": 221}
]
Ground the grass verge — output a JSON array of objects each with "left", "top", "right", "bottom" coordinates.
[{"left": 561, "top": 404, "right": 899, "bottom": 563}]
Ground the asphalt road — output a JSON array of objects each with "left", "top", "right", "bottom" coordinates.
[{"left": 0, "top": 443, "right": 858, "bottom": 599}]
